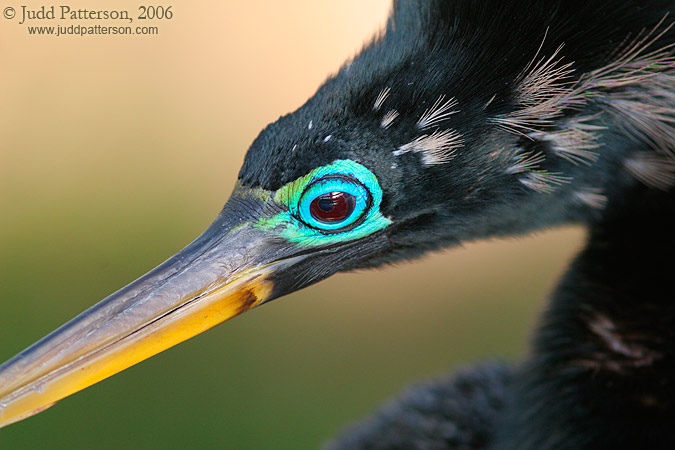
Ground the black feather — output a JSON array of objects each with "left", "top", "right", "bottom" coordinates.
[
  {"left": 236, "top": 1, "right": 675, "bottom": 448},
  {"left": 325, "top": 363, "right": 512, "bottom": 450}
]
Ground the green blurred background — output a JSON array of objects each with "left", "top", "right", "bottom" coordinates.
[{"left": 1, "top": 1, "right": 585, "bottom": 448}]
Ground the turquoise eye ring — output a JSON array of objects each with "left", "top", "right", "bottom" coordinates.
[
  {"left": 296, "top": 174, "right": 372, "bottom": 232},
  {"left": 264, "top": 159, "right": 392, "bottom": 245}
]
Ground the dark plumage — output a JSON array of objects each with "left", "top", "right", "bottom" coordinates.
[
  {"left": 241, "top": 0, "right": 675, "bottom": 266},
  {"left": 325, "top": 363, "right": 512, "bottom": 450},
  {"left": 1, "top": 0, "right": 674, "bottom": 448},
  {"left": 244, "top": 1, "right": 675, "bottom": 447}
]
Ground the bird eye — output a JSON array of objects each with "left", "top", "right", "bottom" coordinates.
[
  {"left": 297, "top": 176, "right": 371, "bottom": 232},
  {"left": 309, "top": 191, "right": 356, "bottom": 223}
]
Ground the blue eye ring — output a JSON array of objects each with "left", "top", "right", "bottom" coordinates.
[
  {"left": 296, "top": 174, "right": 372, "bottom": 232},
  {"left": 264, "top": 159, "right": 392, "bottom": 245}
]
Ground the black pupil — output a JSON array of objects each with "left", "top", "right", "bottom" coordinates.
[
  {"left": 318, "top": 197, "right": 336, "bottom": 211},
  {"left": 309, "top": 191, "right": 355, "bottom": 223}
]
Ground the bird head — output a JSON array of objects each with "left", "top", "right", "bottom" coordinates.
[{"left": 1, "top": 0, "right": 673, "bottom": 429}]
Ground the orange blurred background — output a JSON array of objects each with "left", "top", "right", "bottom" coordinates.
[{"left": 0, "top": 1, "right": 584, "bottom": 448}]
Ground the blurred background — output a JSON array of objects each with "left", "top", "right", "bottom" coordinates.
[{"left": 0, "top": 1, "right": 585, "bottom": 448}]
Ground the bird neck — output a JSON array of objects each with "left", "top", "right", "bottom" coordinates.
[{"left": 498, "top": 186, "right": 675, "bottom": 450}]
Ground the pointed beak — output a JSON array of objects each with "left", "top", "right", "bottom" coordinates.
[{"left": 0, "top": 192, "right": 305, "bottom": 428}]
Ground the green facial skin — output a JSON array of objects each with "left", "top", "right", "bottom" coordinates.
[{"left": 254, "top": 159, "right": 392, "bottom": 246}]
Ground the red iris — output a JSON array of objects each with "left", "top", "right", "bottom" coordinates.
[{"left": 309, "top": 191, "right": 355, "bottom": 223}]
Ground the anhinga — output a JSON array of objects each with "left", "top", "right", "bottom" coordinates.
[{"left": 2, "top": 0, "right": 675, "bottom": 448}]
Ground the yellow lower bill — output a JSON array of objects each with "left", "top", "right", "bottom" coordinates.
[{"left": 0, "top": 272, "right": 273, "bottom": 429}]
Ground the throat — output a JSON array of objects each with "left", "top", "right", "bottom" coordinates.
[{"left": 497, "top": 188, "right": 675, "bottom": 450}]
